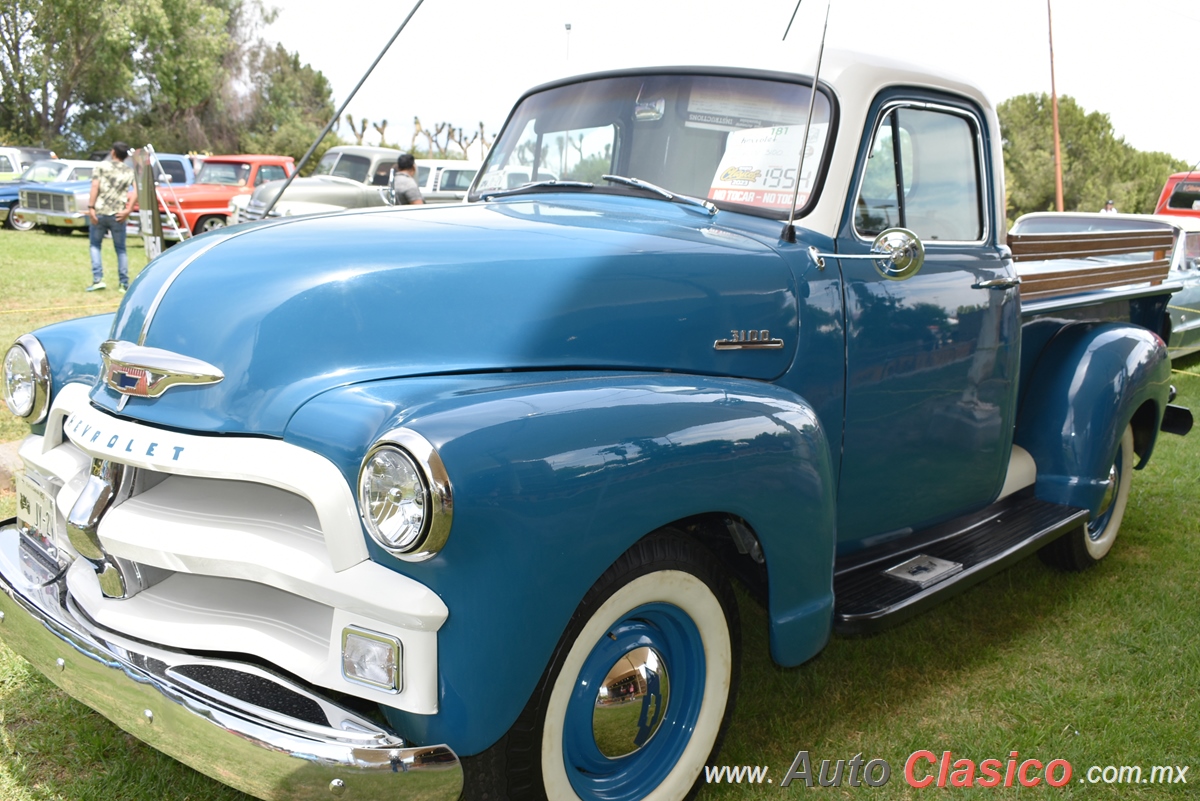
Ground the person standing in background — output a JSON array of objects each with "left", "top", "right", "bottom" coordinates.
[
  {"left": 86, "top": 142, "right": 136, "bottom": 292},
  {"left": 392, "top": 153, "right": 425, "bottom": 205},
  {"left": 1100, "top": 199, "right": 1117, "bottom": 213}
]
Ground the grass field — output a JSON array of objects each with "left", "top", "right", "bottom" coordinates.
[
  {"left": 0, "top": 228, "right": 150, "bottom": 443},
  {"left": 0, "top": 226, "right": 1197, "bottom": 799}
]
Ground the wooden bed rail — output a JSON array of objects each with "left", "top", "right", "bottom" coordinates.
[{"left": 1007, "top": 229, "right": 1176, "bottom": 302}]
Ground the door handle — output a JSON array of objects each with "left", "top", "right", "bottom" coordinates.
[{"left": 972, "top": 277, "right": 1021, "bottom": 290}]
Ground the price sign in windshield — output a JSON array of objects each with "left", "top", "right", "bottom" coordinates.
[{"left": 708, "top": 123, "right": 828, "bottom": 211}]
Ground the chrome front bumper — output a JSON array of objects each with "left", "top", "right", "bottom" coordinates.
[
  {"left": 0, "top": 520, "right": 463, "bottom": 801},
  {"left": 13, "top": 207, "right": 88, "bottom": 228}
]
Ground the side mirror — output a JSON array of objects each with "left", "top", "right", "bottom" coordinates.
[
  {"left": 159, "top": 173, "right": 171, "bottom": 184},
  {"left": 871, "top": 228, "right": 925, "bottom": 281},
  {"left": 385, "top": 167, "right": 397, "bottom": 206}
]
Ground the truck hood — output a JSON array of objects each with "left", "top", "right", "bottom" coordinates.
[
  {"left": 94, "top": 196, "right": 798, "bottom": 436},
  {"left": 2, "top": 177, "right": 89, "bottom": 201},
  {"left": 252, "top": 176, "right": 382, "bottom": 210},
  {"left": 164, "top": 183, "right": 249, "bottom": 207}
]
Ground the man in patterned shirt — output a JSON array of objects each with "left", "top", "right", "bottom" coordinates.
[{"left": 86, "top": 142, "right": 136, "bottom": 292}]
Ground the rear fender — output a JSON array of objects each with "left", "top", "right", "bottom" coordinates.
[
  {"left": 1014, "top": 322, "right": 1170, "bottom": 516},
  {"left": 285, "top": 372, "right": 836, "bottom": 755}
]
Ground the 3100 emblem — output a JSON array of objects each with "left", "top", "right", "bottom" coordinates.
[{"left": 713, "top": 330, "right": 785, "bottom": 350}]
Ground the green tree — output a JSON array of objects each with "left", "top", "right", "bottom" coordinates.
[
  {"left": 98, "top": 0, "right": 233, "bottom": 153},
  {"left": 241, "top": 43, "right": 342, "bottom": 172},
  {"left": 0, "top": 0, "right": 338, "bottom": 161},
  {"left": 0, "top": 0, "right": 140, "bottom": 149},
  {"left": 998, "top": 93, "right": 1186, "bottom": 222}
]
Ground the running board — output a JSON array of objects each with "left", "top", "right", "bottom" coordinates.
[{"left": 833, "top": 495, "right": 1088, "bottom": 635}]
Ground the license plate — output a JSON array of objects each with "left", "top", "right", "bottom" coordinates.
[
  {"left": 16, "top": 473, "right": 56, "bottom": 539},
  {"left": 15, "top": 475, "right": 63, "bottom": 587},
  {"left": 35, "top": 214, "right": 47, "bottom": 224}
]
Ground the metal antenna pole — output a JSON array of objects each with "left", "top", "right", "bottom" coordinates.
[
  {"left": 262, "top": 0, "right": 426, "bottom": 218},
  {"left": 1047, "top": 0, "right": 1065, "bottom": 212},
  {"left": 782, "top": 1, "right": 829, "bottom": 243},
  {"left": 782, "top": 0, "right": 803, "bottom": 41}
]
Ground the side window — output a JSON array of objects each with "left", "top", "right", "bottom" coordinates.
[
  {"left": 371, "top": 162, "right": 394, "bottom": 186},
  {"left": 0, "top": 155, "right": 12, "bottom": 172},
  {"left": 159, "top": 160, "right": 187, "bottom": 184},
  {"left": 855, "top": 105, "right": 983, "bottom": 242},
  {"left": 256, "top": 165, "right": 287, "bottom": 185},
  {"left": 439, "top": 169, "right": 477, "bottom": 191}
]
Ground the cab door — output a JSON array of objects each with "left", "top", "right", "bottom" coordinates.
[{"left": 835, "top": 93, "right": 1020, "bottom": 551}]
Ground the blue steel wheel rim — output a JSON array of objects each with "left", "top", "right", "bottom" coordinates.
[
  {"left": 562, "top": 602, "right": 706, "bottom": 801},
  {"left": 1088, "top": 439, "right": 1125, "bottom": 540}
]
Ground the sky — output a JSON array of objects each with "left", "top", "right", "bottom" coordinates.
[{"left": 265, "top": 0, "right": 1200, "bottom": 166}]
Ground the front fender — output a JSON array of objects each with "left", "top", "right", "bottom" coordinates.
[
  {"left": 285, "top": 372, "right": 836, "bottom": 756},
  {"left": 23, "top": 313, "right": 113, "bottom": 433},
  {"left": 1014, "top": 322, "right": 1170, "bottom": 515}
]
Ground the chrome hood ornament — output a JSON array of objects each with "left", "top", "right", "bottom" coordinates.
[{"left": 100, "top": 340, "right": 224, "bottom": 408}]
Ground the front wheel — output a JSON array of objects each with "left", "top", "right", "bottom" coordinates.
[
  {"left": 194, "top": 214, "right": 227, "bottom": 234},
  {"left": 1039, "top": 424, "right": 1134, "bottom": 571},
  {"left": 6, "top": 203, "right": 33, "bottom": 231},
  {"left": 465, "top": 531, "right": 740, "bottom": 801}
]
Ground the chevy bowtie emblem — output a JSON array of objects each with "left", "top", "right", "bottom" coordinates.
[
  {"left": 111, "top": 365, "right": 151, "bottom": 395},
  {"left": 100, "top": 340, "right": 224, "bottom": 403}
]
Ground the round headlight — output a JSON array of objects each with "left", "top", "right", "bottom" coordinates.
[
  {"left": 360, "top": 447, "right": 428, "bottom": 552},
  {"left": 3, "top": 346, "right": 34, "bottom": 417},
  {"left": 3, "top": 335, "right": 50, "bottom": 423},
  {"left": 357, "top": 430, "right": 453, "bottom": 561}
]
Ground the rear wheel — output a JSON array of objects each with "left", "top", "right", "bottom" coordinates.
[
  {"left": 464, "top": 531, "right": 740, "bottom": 800},
  {"left": 1039, "top": 424, "right": 1134, "bottom": 571},
  {"left": 6, "top": 203, "right": 33, "bottom": 231}
]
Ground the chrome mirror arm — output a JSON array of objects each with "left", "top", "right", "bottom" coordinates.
[{"left": 806, "top": 228, "right": 926, "bottom": 280}]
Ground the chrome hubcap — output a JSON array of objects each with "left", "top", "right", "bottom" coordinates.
[{"left": 591, "top": 646, "right": 670, "bottom": 758}]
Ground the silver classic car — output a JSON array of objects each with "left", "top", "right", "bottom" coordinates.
[{"left": 237, "top": 146, "right": 480, "bottom": 221}]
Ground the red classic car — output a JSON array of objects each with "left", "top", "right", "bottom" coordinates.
[
  {"left": 1153, "top": 171, "right": 1200, "bottom": 219},
  {"left": 157, "top": 154, "right": 294, "bottom": 237}
]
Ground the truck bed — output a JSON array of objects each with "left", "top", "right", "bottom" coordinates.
[{"left": 1010, "top": 228, "right": 1177, "bottom": 307}]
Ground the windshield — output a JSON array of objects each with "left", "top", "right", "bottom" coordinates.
[
  {"left": 313, "top": 152, "right": 338, "bottom": 176},
  {"left": 21, "top": 161, "right": 68, "bottom": 182},
  {"left": 472, "top": 72, "right": 833, "bottom": 216},
  {"left": 197, "top": 161, "right": 251, "bottom": 185}
]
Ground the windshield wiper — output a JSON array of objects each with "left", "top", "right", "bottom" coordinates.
[
  {"left": 602, "top": 174, "right": 717, "bottom": 215},
  {"left": 480, "top": 180, "right": 594, "bottom": 200}
]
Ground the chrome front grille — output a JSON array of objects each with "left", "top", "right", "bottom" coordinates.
[
  {"left": 17, "top": 381, "right": 447, "bottom": 715},
  {"left": 24, "top": 191, "right": 67, "bottom": 212}
]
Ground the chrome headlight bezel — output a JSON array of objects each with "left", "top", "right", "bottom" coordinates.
[
  {"left": 3, "top": 334, "right": 51, "bottom": 424},
  {"left": 357, "top": 428, "right": 453, "bottom": 562}
]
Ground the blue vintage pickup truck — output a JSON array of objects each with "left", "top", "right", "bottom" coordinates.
[{"left": 0, "top": 53, "right": 1193, "bottom": 800}]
